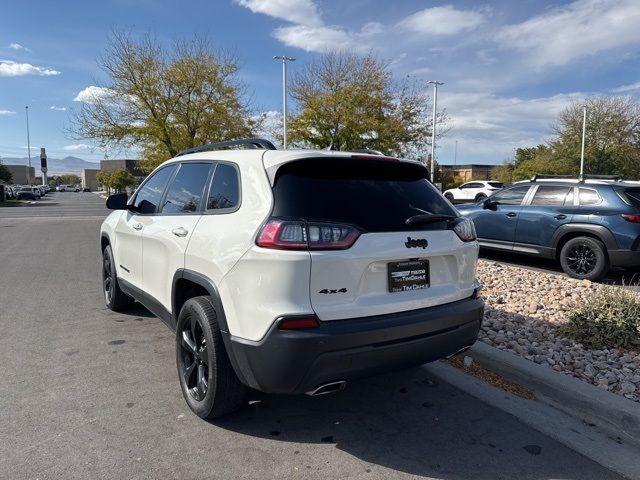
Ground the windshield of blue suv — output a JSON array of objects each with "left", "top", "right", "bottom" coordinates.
[{"left": 271, "top": 158, "right": 457, "bottom": 232}]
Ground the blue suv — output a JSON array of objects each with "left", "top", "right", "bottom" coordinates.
[{"left": 456, "top": 175, "right": 640, "bottom": 281}]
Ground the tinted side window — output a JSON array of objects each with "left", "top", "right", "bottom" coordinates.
[
  {"left": 490, "top": 186, "right": 530, "bottom": 205},
  {"left": 207, "top": 163, "right": 240, "bottom": 210},
  {"left": 133, "top": 165, "right": 177, "bottom": 214},
  {"left": 467, "top": 182, "right": 484, "bottom": 188},
  {"left": 579, "top": 188, "right": 601, "bottom": 206},
  {"left": 161, "top": 163, "right": 212, "bottom": 214},
  {"left": 531, "top": 186, "right": 573, "bottom": 206}
]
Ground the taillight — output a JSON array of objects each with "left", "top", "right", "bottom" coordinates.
[
  {"left": 623, "top": 214, "right": 640, "bottom": 223},
  {"left": 450, "top": 217, "right": 477, "bottom": 242},
  {"left": 256, "top": 219, "right": 361, "bottom": 250},
  {"left": 278, "top": 315, "right": 320, "bottom": 330}
]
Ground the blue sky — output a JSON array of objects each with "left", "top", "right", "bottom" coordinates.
[{"left": 1, "top": 0, "right": 640, "bottom": 165}]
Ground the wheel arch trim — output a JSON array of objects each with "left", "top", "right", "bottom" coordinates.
[{"left": 551, "top": 224, "right": 618, "bottom": 252}]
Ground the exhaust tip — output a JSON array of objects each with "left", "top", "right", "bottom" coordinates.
[{"left": 306, "top": 381, "right": 347, "bottom": 396}]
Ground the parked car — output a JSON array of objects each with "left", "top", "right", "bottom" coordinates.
[
  {"left": 444, "top": 181, "right": 504, "bottom": 204},
  {"left": 100, "top": 138, "right": 484, "bottom": 419},
  {"left": 3, "top": 185, "right": 15, "bottom": 200},
  {"left": 57, "top": 184, "right": 79, "bottom": 192},
  {"left": 16, "top": 187, "right": 38, "bottom": 200},
  {"left": 83, "top": 187, "right": 91, "bottom": 192},
  {"left": 457, "top": 175, "right": 640, "bottom": 281}
]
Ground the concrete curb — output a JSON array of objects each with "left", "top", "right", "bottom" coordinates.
[{"left": 468, "top": 341, "right": 640, "bottom": 448}]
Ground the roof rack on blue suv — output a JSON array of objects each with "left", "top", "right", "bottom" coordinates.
[
  {"left": 529, "top": 173, "right": 622, "bottom": 182},
  {"left": 457, "top": 175, "right": 640, "bottom": 281},
  {"left": 176, "top": 138, "right": 277, "bottom": 157}
]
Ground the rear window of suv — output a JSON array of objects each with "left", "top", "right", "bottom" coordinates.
[
  {"left": 271, "top": 158, "right": 456, "bottom": 232},
  {"left": 619, "top": 188, "right": 640, "bottom": 207}
]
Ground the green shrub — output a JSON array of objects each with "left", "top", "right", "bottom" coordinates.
[{"left": 560, "top": 287, "right": 640, "bottom": 349}]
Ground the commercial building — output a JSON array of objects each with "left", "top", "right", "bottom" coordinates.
[
  {"left": 81, "top": 168, "right": 100, "bottom": 191},
  {"left": 440, "top": 164, "right": 497, "bottom": 183},
  {"left": 99, "top": 159, "right": 145, "bottom": 178},
  {"left": 4, "top": 165, "right": 36, "bottom": 184}
]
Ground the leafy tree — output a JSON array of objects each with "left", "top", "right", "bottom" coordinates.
[
  {"left": 69, "top": 32, "right": 258, "bottom": 173},
  {"left": 96, "top": 170, "right": 111, "bottom": 190},
  {"left": 59, "top": 174, "right": 81, "bottom": 185},
  {"left": 550, "top": 96, "right": 640, "bottom": 179},
  {"left": 288, "top": 51, "right": 446, "bottom": 158},
  {"left": 109, "top": 169, "right": 136, "bottom": 191},
  {"left": 0, "top": 161, "right": 13, "bottom": 183}
]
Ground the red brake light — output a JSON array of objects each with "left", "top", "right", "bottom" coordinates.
[
  {"left": 622, "top": 214, "right": 640, "bottom": 223},
  {"left": 278, "top": 315, "right": 320, "bottom": 330},
  {"left": 256, "top": 219, "right": 361, "bottom": 250}
]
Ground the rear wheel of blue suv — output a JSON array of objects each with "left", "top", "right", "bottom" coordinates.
[{"left": 457, "top": 177, "right": 640, "bottom": 282}]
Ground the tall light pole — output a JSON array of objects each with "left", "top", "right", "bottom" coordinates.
[
  {"left": 454, "top": 140, "right": 458, "bottom": 167},
  {"left": 428, "top": 80, "right": 444, "bottom": 182},
  {"left": 25, "top": 106, "right": 32, "bottom": 184},
  {"left": 273, "top": 55, "right": 295, "bottom": 149},
  {"left": 580, "top": 104, "right": 587, "bottom": 176}
]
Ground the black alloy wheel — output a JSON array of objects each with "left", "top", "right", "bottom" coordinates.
[
  {"left": 179, "top": 317, "right": 209, "bottom": 402},
  {"left": 559, "top": 236, "right": 609, "bottom": 281}
]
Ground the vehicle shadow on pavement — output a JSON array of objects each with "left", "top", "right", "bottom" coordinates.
[{"left": 212, "top": 367, "right": 604, "bottom": 479}]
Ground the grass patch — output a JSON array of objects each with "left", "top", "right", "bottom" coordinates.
[
  {"left": 560, "top": 286, "right": 640, "bottom": 349},
  {"left": 0, "top": 200, "right": 27, "bottom": 207}
]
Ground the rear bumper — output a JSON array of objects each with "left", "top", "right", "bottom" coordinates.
[
  {"left": 609, "top": 249, "right": 640, "bottom": 267},
  {"left": 225, "top": 294, "right": 484, "bottom": 394}
]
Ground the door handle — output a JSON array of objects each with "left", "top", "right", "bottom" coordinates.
[
  {"left": 172, "top": 227, "right": 189, "bottom": 237},
  {"left": 554, "top": 214, "right": 567, "bottom": 220},
  {"left": 505, "top": 212, "right": 517, "bottom": 218},
  {"left": 132, "top": 222, "right": 143, "bottom": 230}
]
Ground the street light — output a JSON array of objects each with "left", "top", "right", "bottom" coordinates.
[
  {"left": 580, "top": 104, "right": 587, "bottom": 176},
  {"left": 273, "top": 55, "right": 296, "bottom": 149},
  {"left": 25, "top": 106, "right": 32, "bottom": 184},
  {"left": 428, "top": 80, "right": 444, "bottom": 183}
]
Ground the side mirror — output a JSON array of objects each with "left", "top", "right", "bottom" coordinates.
[
  {"left": 106, "top": 193, "right": 129, "bottom": 210},
  {"left": 482, "top": 198, "right": 497, "bottom": 210}
]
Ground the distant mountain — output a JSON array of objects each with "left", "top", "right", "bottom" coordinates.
[{"left": 0, "top": 156, "right": 100, "bottom": 175}]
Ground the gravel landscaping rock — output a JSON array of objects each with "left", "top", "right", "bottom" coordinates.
[{"left": 477, "top": 260, "right": 640, "bottom": 403}]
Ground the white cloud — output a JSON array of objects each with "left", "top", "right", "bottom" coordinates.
[
  {"left": 398, "top": 5, "right": 486, "bottom": 36},
  {"left": 612, "top": 81, "right": 640, "bottom": 93},
  {"left": 274, "top": 25, "right": 357, "bottom": 52},
  {"left": 497, "top": 0, "right": 640, "bottom": 68},
  {"left": 49, "top": 106, "right": 66, "bottom": 111},
  {"left": 437, "top": 91, "right": 583, "bottom": 161},
  {"left": 0, "top": 109, "right": 16, "bottom": 115},
  {"left": 63, "top": 144, "right": 92, "bottom": 152},
  {"left": 0, "top": 60, "right": 60, "bottom": 77},
  {"left": 9, "top": 43, "right": 30, "bottom": 51},
  {"left": 236, "top": 0, "right": 321, "bottom": 26},
  {"left": 73, "top": 86, "right": 116, "bottom": 104}
]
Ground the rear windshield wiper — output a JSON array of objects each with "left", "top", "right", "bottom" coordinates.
[{"left": 405, "top": 214, "right": 455, "bottom": 227}]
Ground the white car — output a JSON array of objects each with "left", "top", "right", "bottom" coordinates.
[
  {"left": 58, "top": 184, "right": 80, "bottom": 192},
  {"left": 443, "top": 181, "right": 504, "bottom": 204},
  {"left": 100, "top": 139, "right": 483, "bottom": 419}
]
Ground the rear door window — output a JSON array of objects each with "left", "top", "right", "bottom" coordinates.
[
  {"left": 160, "top": 162, "right": 212, "bottom": 214},
  {"left": 488, "top": 182, "right": 504, "bottom": 188},
  {"left": 531, "top": 186, "right": 573, "bottom": 206},
  {"left": 271, "top": 158, "right": 455, "bottom": 232}
]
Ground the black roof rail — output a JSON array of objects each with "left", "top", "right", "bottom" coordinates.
[
  {"left": 176, "top": 138, "right": 277, "bottom": 157},
  {"left": 530, "top": 174, "right": 575, "bottom": 182},
  {"left": 579, "top": 174, "right": 622, "bottom": 182}
]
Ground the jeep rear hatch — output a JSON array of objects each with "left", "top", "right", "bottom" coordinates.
[{"left": 265, "top": 157, "right": 479, "bottom": 321}]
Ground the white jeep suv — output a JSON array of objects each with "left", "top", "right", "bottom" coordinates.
[
  {"left": 100, "top": 138, "right": 484, "bottom": 419},
  {"left": 443, "top": 181, "right": 504, "bottom": 204}
]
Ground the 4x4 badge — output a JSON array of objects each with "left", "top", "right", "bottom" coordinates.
[
  {"left": 405, "top": 237, "right": 428, "bottom": 249},
  {"left": 318, "top": 288, "right": 347, "bottom": 294}
]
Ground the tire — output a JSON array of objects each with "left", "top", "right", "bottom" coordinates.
[
  {"left": 475, "top": 193, "right": 488, "bottom": 202},
  {"left": 176, "top": 296, "right": 246, "bottom": 419},
  {"left": 444, "top": 193, "right": 454, "bottom": 203},
  {"left": 102, "top": 244, "right": 135, "bottom": 311},
  {"left": 559, "top": 236, "right": 609, "bottom": 281}
]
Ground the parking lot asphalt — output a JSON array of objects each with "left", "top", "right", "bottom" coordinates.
[{"left": 0, "top": 192, "right": 624, "bottom": 479}]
